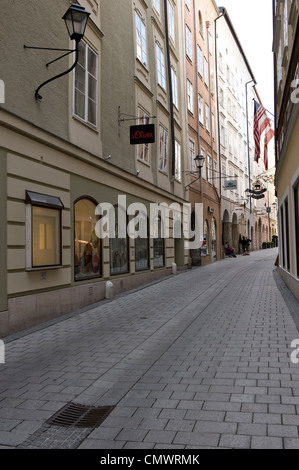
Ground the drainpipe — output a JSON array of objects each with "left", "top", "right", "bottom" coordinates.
[
  {"left": 214, "top": 12, "right": 224, "bottom": 197},
  {"left": 164, "top": 0, "right": 175, "bottom": 180}
]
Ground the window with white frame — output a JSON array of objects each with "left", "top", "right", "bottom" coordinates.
[
  {"left": 207, "top": 154, "right": 212, "bottom": 182},
  {"left": 137, "top": 107, "right": 150, "bottom": 164},
  {"left": 212, "top": 112, "right": 215, "bottom": 139},
  {"left": 201, "top": 147, "right": 206, "bottom": 179},
  {"left": 156, "top": 43, "right": 166, "bottom": 89},
  {"left": 25, "top": 191, "right": 64, "bottom": 269},
  {"left": 204, "top": 57, "right": 209, "bottom": 86},
  {"left": 175, "top": 140, "right": 181, "bottom": 181},
  {"left": 205, "top": 103, "right": 210, "bottom": 132},
  {"left": 185, "top": 0, "right": 190, "bottom": 10},
  {"left": 186, "top": 25, "right": 192, "bottom": 61},
  {"left": 153, "top": 0, "right": 160, "bottom": 14},
  {"left": 168, "top": 1, "right": 175, "bottom": 42},
  {"left": 187, "top": 79, "right": 194, "bottom": 114},
  {"left": 159, "top": 126, "right": 168, "bottom": 172},
  {"left": 74, "top": 41, "right": 97, "bottom": 126},
  {"left": 171, "top": 67, "right": 178, "bottom": 108},
  {"left": 189, "top": 139, "right": 195, "bottom": 172},
  {"left": 135, "top": 11, "right": 147, "bottom": 67},
  {"left": 197, "top": 45, "right": 203, "bottom": 77},
  {"left": 198, "top": 94, "right": 204, "bottom": 125},
  {"left": 208, "top": 32, "right": 213, "bottom": 55}
]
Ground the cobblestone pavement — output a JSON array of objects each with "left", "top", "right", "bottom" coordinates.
[{"left": 1, "top": 249, "right": 299, "bottom": 450}]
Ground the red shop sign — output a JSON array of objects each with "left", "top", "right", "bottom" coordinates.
[{"left": 130, "top": 124, "right": 155, "bottom": 145}]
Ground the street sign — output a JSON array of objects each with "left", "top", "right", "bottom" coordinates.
[{"left": 130, "top": 124, "right": 155, "bottom": 145}]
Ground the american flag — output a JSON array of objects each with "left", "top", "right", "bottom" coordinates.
[{"left": 254, "top": 100, "right": 273, "bottom": 165}]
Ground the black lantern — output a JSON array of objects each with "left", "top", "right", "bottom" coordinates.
[
  {"left": 194, "top": 154, "right": 205, "bottom": 170},
  {"left": 62, "top": 3, "right": 90, "bottom": 43},
  {"left": 24, "top": 3, "right": 90, "bottom": 100}
]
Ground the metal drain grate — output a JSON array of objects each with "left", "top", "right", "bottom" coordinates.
[{"left": 46, "top": 402, "right": 114, "bottom": 428}]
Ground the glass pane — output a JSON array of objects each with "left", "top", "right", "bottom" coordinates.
[
  {"left": 75, "top": 90, "right": 85, "bottom": 119},
  {"left": 74, "top": 199, "right": 101, "bottom": 280},
  {"left": 135, "top": 235, "right": 149, "bottom": 271},
  {"left": 88, "top": 99, "right": 96, "bottom": 125},
  {"left": 88, "top": 75, "right": 96, "bottom": 101},
  {"left": 78, "top": 42, "right": 86, "bottom": 67},
  {"left": 32, "top": 206, "right": 60, "bottom": 266},
  {"left": 110, "top": 208, "right": 128, "bottom": 275},
  {"left": 88, "top": 48, "right": 97, "bottom": 77},
  {"left": 75, "top": 64, "right": 85, "bottom": 93}
]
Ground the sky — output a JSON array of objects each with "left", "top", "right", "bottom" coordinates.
[{"left": 216, "top": 0, "right": 274, "bottom": 115}]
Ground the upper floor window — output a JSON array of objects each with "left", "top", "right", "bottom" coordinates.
[
  {"left": 185, "top": 0, "right": 190, "bottom": 10},
  {"left": 135, "top": 11, "right": 147, "bottom": 67},
  {"left": 186, "top": 25, "right": 192, "bottom": 61},
  {"left": 159, "top": 126, "right": 168, "bottom": 172},
  {"left": 156, "top": 43, "right": 166, "bottom": 89},
  {"left": 171, "top": 67, "right": 178, "bottom": 108},
  {"left": 168, "top": 1, "right": 175, "bottom": 42},
  {"left": 153, "top": 0, "right": 160, "bottom": 14},
  {"left": 137, "top": 108, "right": 150, "bottom": 164},
  {"left": 197, "top": 45, "right": 203, "bottom": 77},
  {"left": 175, "top": 140, "right": 181, "bottom": 182},
  {"left": 74, "top": 41, "right": 97, "bottom": 127},
  {"left": 187, "top": 79, "right": 194, "bottom": 114},
  {"left": 204, "top": 57, "right": 209, "bottom": 87}
]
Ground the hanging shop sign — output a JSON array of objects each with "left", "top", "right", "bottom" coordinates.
[
  {"left": 224, "top": 180, "right": 238, "bottom": 190},
  {"left": 130, "top": 124, "right": 155, "bottom": 145}
]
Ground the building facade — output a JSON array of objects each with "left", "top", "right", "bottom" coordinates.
[
  {"left": 273, "top": 0, "right": 299, "bottom": 301},
  {"left": 184, "top": 0, "right": 222, "bottom": 266},
  {"left": 0, "top": 0, "right": 190, "bottom": 336}
]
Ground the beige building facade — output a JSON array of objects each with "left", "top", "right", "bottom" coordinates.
[
  {"left": 0, "top": 0, "right": 190, "bottom": 336},
  {"left": 273, "top": 0, "right": 299, "bottom": 301}
]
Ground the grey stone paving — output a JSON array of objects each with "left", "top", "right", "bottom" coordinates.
[{"left": 0, "top": 248, "right": 299, "bottom": 449}]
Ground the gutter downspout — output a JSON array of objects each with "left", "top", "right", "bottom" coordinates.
[{"left": 164, "top": 0, "right": 175, "bottom": 180}]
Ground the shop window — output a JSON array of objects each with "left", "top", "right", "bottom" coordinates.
[
  {"left": 153, "top": 216, "right": 165, "bottom": 268},
  {"left": 74, "top": 198, "right": 101, "bottom": 280},
  {"left": 135, "top": 217, "right": 150, "bottom": 272},
  {"left": 110, "top": 206, "right": 129, "bottom": 275},
  {"left": 25, "top": 191, "right": 64, "bottom": 269}
]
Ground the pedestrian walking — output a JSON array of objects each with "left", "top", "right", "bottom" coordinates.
[{"left": 241, "top": 236, "right": 247, "bottom": 254}]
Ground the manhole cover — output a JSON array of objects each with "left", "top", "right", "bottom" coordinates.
[{"left": 46, "top": 402, "right": 114, "bottom": 428}]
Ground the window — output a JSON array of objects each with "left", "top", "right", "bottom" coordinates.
[
  {"left": 168, "top": 1, "right": 175, "bottom": 42},
  {"left": 175, "top": 140, "right": 181, "bottom": 181},
  {"left": 153, "top": 0, "right": 160, "bottom": 14},
  {"left": 185, "top": 0, "right": 190, "bottom": 10},
  {"left": 156, "top": 43, "right": 166, "bottom": 89},
  {"left": 25, "top": 191, "right": 63, "bottom": 269},
  {"left": 110, "top": 206, "right": 129, "bottom": 275},
  {"left": 198, "top": 10, "right": 203, "bottom": 36},
  {"left": 135, "top": 11, "right": 147, "bottom": 67},
  {"left": 137, "top": 108, "right": 150, "bottom": 164},
  {"left": 185, "top": 25, "right": 192, "bottom": 61},
  {"left": 205, "top": 103, "right": 210, "bottom": 132},
  {"left": 153, "top": 216, "right": 164, "bottom": 267},
  {"left": 135, "top": 215, "right": 149, "bottom": 271},
  {"left": 207, "top": 154, "right": 212, "bottom": 182},
  {"left": 159, "top": 126, "right": 168, "bottom": 172},
  {"left": 187, "top": 79, "right": 194, "bottom": 114},
  {"left": 189, "top": 139, "right": 195, "bottom": 172},
  {"left": 198, "top": 94, "right": 203, "bottom": 125},
  {"left": 74, "top": 198, "right": 101, "bottom": 280},
  {"left": 208, "top": 32, "right": 213, "bottom": 55},
  {"left": 74, "top": 41, "right": 97, "bottom": 126},
  {"left": 197, "top": 45, "right": 203, "bottom": 77},
  {"left": 201, "top": 147, "right": 206, "bottom": 179},
  {"left": 212, "top": 112, "right": 215, "bottom": 139},
  {"left": 171, "top": 67, "right": 178, "bottom": 108},
  {"left": 204, "top": 57, "right": 209, "bottom": 87}
]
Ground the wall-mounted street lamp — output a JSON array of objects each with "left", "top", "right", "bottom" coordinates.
[
  {"left": 24, "top": 3, "right": 90, "bottom": 101},
  {"left": 185, "top": 154, "right": 205, "bottom": 191}
]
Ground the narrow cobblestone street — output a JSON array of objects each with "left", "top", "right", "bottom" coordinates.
[{"left": 1, "top": 249, "right": 299, "bottom": 451}]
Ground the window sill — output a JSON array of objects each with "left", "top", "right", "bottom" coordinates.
[
  {"left": 26, "top": 265, "right": 63, "bottom": 272},
  {"left": 72, "top": 114, "right": 98, "bottom": 133}
]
